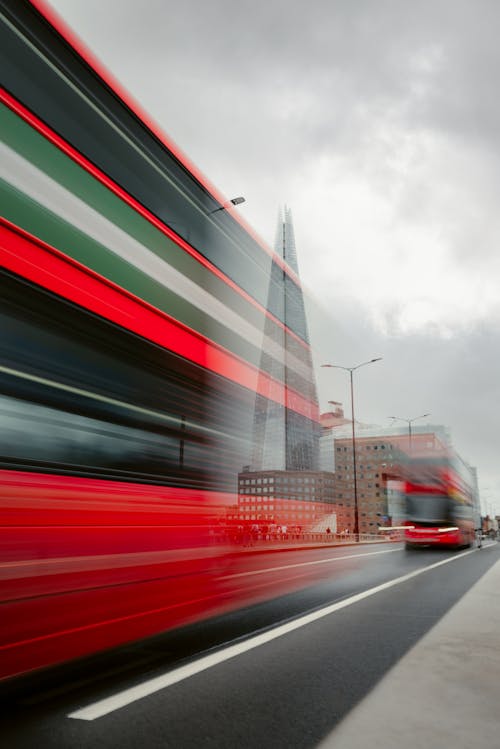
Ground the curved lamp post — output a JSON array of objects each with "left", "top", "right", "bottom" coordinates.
[
  {"left": 388, "top": 413, "right": 430, "bottom": 454},
  {"left": 322, "top": 358, "right": 382, "bottom": 539}
]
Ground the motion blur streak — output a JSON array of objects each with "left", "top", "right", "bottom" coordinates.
[
  {"left": 0, "top": 0, "right": 347, "bottom": 682},
  {"left": 220, "top": 547, "right": 398, "bottom": 579},
  {"left": 0, "top": 141, "right": 310, "bottom": 380}
]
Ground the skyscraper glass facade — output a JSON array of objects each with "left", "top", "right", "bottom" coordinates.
[{"left": 251, "top": 207, "right": 320, "bottom": 471}]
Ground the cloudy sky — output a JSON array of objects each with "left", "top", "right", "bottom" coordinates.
[{"left": 48, "top": 0, "right": 500, "bottom": 511}]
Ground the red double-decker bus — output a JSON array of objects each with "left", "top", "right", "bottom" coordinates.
[
  {"left": 0, "top": 0, "right": 330, "bottom": 681},
  {"left": 404, "top": 452, "right": 476, "bottom": 550}
]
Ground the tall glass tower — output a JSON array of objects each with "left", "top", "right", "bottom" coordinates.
[{"left": 251, "top": 207, "right": 320, "bottom": 471}]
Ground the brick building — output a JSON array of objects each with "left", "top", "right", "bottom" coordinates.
[
  {"left": 321, "top": 418, "right": 451, "bottom": 533},
  {"left": 236, "top": 469, "right": 351, "bottom": 531},
  {"left": 332, "top": 436, "right": 407, "bottom": 533}
]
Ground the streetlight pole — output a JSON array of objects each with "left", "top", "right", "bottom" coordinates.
[
  {"left": 388, "top": 414, "right": 430, "bottom": 454},
  {"left": 322, "top": 358, "right": 382, "bottom": 540}
]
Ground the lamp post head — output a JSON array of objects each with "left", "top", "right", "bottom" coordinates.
[
  {"left": 410, "top": 413, "right": 431, "bottom": 423},
  {"left": 389, "top": 413, "right": 430, "bottom": 424},
  {"left": 210, "top": 196, "right": 246, "bottom": 214},
  {"left": 322, "top": 358, "right": 382, "bottom": 370}
]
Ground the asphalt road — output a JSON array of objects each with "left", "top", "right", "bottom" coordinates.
[{"left": 3, "top": 541, "right": 499, "bottom": 748}]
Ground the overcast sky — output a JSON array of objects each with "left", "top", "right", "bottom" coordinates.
[{"left": 48, "top": 0, "right": 500, "bottom": 511}]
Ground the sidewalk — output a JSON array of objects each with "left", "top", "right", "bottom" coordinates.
[{"left": 319, "top": 546, "right": 500, "bottom": 748}]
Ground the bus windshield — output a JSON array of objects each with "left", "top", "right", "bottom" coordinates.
[{"left": 406, "top": 493, "right": 450, "bottom": 525}]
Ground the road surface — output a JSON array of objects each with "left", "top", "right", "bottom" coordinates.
[{"left": 3, "top": 541, "right": 499, "bottom": 748}]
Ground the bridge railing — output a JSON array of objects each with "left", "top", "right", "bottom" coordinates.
[{"left": 212, "top": 529, "right": 404, "bottom": 547}]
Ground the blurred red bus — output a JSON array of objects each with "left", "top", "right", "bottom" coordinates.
[
  {"left": 0, "top": 0, "right": 328, "bottom": 680},
  {"left": 404, "top": 454, "right": 476, "bottom": 550}
]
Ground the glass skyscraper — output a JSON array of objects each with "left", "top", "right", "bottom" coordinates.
[{"left": 251, "top": 207, "right": 320, "bottom": 472}]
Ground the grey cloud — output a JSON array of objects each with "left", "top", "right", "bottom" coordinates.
[{"left": 53, "top": 0, "right": 500, "bottom": 179}]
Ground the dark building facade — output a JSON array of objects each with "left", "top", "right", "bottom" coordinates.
[{"left": 237, "top": 469, "right": 348, "bottom": 531}]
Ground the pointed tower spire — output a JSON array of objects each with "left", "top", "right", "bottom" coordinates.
[
  {"left": 274, "top": 205, "right": 300, "bottom": 275},
  {"left": 249, "top": 207, "right": 319, "bottom": 471}
]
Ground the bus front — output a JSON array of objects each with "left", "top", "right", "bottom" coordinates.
[{"left": 404, "top": 476, "right": 462, "bottom": 549}]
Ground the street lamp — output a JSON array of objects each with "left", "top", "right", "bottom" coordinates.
[
  {"left": 322, "top": 358, "right": 382, "bottom": 540},
  {"left": 388, "top": 413, "right": 430, "bottom": 454},
  {"left": 210, "top": 196, "right": 246, "bottom": 214},
  {"left": 480, "top": 488, "right": 495, "bottom": 526}
]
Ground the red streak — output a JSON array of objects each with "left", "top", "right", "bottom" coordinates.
[
  {"left": 0, "top": 470, "right": 341, "bottom": 680},
  {"left": 0, "top": 218, "right": 318, "bottom": 421},
  {"left": 0, "top": 87, "right": 305, "bottom": 350}
]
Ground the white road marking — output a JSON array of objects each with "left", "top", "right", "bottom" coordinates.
[
  {"left": 68, "top": 547, "right": 475, "bottom": 721},
  {"left": 220, "top": 547, "right": 400, "bottom": 579}
]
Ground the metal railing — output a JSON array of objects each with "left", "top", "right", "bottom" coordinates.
[{"left": 212, "top": 529, "right": 404, "bottom": 547}]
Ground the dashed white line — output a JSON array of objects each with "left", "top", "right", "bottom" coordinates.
[{"left": 68, "top": 547, "right": 475, "bottom": 721}]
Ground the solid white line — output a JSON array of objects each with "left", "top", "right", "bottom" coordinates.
[
  {"left": 68, "top": 547, "right": 475, "bottom": 721},
  {"left": 221, "top": 547, "right": 400, "bottom": 579}
]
